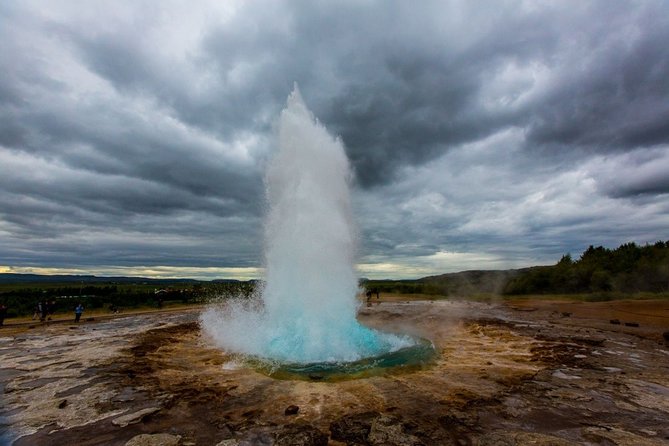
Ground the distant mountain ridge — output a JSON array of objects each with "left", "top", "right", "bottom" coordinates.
[
  {"left": 4, "top": 240, "right": 668, "bottom": 295},
  {"left": 362, "top": 268, "right": 535, "bottom": 296},
  {"left": 0, "top": 273, "right": 201, "bottom": 284},
  {"left": 417, "top": 268, "right": 532, "bottom": 295},
  {"left": 363, "top": 241, "right": 669, "bottom": 296}
]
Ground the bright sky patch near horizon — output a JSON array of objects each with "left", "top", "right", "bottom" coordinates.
[{"left": 1, "top": 1, "right": 668, "bottom": 280}]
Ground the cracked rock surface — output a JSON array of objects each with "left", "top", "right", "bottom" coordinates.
[{"left": 1, "top": 299, "right": 668, "bottom": 445}]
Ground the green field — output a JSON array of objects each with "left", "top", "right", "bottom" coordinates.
[{"left": 0, "top": 280, "right": 256, "bottom": 319}]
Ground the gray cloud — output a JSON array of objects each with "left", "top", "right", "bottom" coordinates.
[
  {"left": 525, "top": 8, "right": 669, "bottom": 151},
  {"left": 592, "top": 147, "right": 669, "bottom": 198},
  {"left": 1, "top": 0, "right": 668, "bottom": 277}
]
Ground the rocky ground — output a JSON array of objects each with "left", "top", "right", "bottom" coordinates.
[{"left": 1, "top": 298, "right": 668, "bottom": 445}]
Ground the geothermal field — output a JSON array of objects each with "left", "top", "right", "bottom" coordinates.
[
  {"left": 4, "top": 3, "right": 669, "bottom": 445},
  {"left": 1, "top": 297, "right": 668, "bottom": 445},
  {"left": 0, "top": 88, "right": 669, "bottom": 446},
  {"left": 2, "top": 85, "right": 669, "bottom": 446}
]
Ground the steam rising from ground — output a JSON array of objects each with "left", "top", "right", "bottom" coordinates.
[{"left": 201, "top": 87, "right": 414, "bottom": 363}]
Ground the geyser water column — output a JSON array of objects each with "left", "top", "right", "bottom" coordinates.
[{"left": 201, "top": 86, "right": 417, "bottom": 366}]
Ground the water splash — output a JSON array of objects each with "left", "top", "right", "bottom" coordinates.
[{"left": 201, "top": 85, "right": 416, "bottom": 364}]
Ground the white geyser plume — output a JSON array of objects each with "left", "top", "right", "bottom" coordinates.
[{"left": 201, "top": 86, "right": 413, "bottom": 364}]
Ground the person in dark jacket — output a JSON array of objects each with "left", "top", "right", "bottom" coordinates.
[
  {"left": 0, "top": 304, "right": 7, "bottom": 326},
  {"left": 47, "top": 300, "right": 57, "bottom": 320},
  {"left": 40, "top": 301, "right": 48, "bottom": 322}
]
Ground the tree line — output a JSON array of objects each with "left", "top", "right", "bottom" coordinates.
[
  {"left": 502, "top": 241, "right": 669, "bottom": 295},
  {"left": 0, "top": 281, "right": 257, "bottom": 318},
  {"left": 362, "top": 240, "right": 669, "bottom": 297}
]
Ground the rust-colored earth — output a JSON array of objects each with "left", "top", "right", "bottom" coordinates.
[{"left": 1, "top": 297, "right": 668, "bottom": 445}]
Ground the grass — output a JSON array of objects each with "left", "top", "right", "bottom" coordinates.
[
  {"left": 5, "top": 300, "right": 207, "bottom": 325},
  {"left": 500, "top": 291, "right": 669, "bottom": 302},
  {"left": 372, "top": 291, "right": 669, "bottom": 304}
]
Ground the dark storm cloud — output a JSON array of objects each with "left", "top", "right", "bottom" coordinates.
[
  {"left": 52, "top": 0, "right": 555, "bottom": 186},
  {"left": 593, "top": 147, "right": 669, "bottom": 198},
  {"left": 525, "top": 8, "right": 669, "bottom": 152},
  {"left": 308, "top": 7, "right": 559, "bottom": 186},
  {"left": 18, "top": 0, "right": 669, "bottom": 186},
  {"left": 193, "top": 0, "right": 669, "bottom": 187},
  {"left": 0, "top": 0, "right": 668, "bottom": 277},
  {"left": 0, "top": 0, "right": 266, "bottom": 270},
  {"left": 61, "top": 13, "right": 287, "bottom": 141}
]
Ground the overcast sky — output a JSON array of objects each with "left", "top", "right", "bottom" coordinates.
[{"left": 1, "top": 0, "right": 668, "bottom": 280}]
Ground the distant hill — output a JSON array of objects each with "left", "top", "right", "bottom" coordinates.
[
  {"left": 418, "top": 268, "right": 530, "bottom": 295},
  {"left": 4, "top": 240, "right": 668, "bottom": 296},
  {"left": 0, "top": 273, "right": 256, "bottom": 317},
  {"left": 362, "top": 268, "right": 530, "bottom": 296},
  {"left": 0, "top": 273, "right": 201, "bottom": 285},
  {"left": 363, "top": 240, "right": 669, "bottom": 296}
]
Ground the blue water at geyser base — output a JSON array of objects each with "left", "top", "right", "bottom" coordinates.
[{"left": 201, "top": 86, "right": 434, "bottom": 379}]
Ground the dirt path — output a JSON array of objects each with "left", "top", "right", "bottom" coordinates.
[{"left": 0, "top": 304, "right": 206, "bottom": 335}]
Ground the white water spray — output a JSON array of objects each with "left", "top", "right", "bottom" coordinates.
[{"left": 201, "top": 86, "right": 413, "bottom": 364}]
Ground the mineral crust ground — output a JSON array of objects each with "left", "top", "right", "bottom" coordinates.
[{"left": 1, "top": 297, "right": 668, "bottom": 445}]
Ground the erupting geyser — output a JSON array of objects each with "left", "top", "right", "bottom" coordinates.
[{"left": 201, "top": 86, "right": 420, "bottom": 368}]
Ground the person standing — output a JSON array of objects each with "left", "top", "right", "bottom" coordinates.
[
  {"left": 47, "top": 300, "right": 57, "bottom": 320},
  {"left": 74, "top": 303, "right": 84, "bottom": 323},
  {"left": 40, "top": 301, "right": 48, "bottom": 322},
  {"left": 0, "top": 303, "right": 7, "bottom": 326}
]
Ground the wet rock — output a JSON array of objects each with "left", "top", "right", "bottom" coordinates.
[
  {"left": 438, "top": 414, "right": 476, "bottom": 445},
  {"left": 329, "top": 412, "right": 421, "bottom": 445},
  {"left": 275, "top": 423, "right": 329, "bottom": 446},
  {"left": 439, "top": 413, "right": 475, "bottom": 429},
  {"left": 237, "top": 428, "right": 274, "bottom": 446},
  {"left": 581, "top": 430, "right": 618, "bottom": 445},
  {"left": 285, "top": 405, "right": 300, "bottom": 416},
  {"left": 479, "top": 431, "right": 573, "bottom": 445},
  {"left": 213, "top": 422, "right": 235, "bottom": 439},
  {"left": 330, "top": 411, "right": 379, "bottom": 444},
  {"left": 112, "top": 407, "right": 161, "bottom": 427},
  {"left": 570, "top": 336, "right": 605, "bottom": 346},
  {"left": 369, "top": 415, "right": 422, "bottom": 446},
  {"left": 124, "top": 433, "right": 181, "bottom": 446},
  {"left": 581, "top": 426, "right": 664, "bottom": 446},
  {"left": 552, "top": 370, "right": 581, "bottom": 380},
  {"left": 242, "top": 409, "right": 263, "bottom": 418},
  {"left": 111, "top": 387, "right": 136, "bottom": 403}
]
